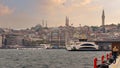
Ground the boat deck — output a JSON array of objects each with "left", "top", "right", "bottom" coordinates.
[{"left": 109, "top": 56, "right": 120, "bottom": 68}]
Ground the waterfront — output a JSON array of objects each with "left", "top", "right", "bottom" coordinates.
[{"left": 0, "top": 49, "right": 110, "bottom": 68}]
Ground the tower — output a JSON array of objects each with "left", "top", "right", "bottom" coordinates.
[
  {"left": 45, "top": 20, "right": 47, "bottom": 28},
  {"left": 42, "top": 19, "right": 44, "bottom": 27},
  {"left": 65, "top": 16, "right": 69, "bottom": 27},
  {"left": 102, "top": 10, "right": 105, "bottom": 33}
]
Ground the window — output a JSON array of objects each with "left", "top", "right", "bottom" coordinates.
[{"left": 81, "top": 44, "right": 94, "bottom": 46}]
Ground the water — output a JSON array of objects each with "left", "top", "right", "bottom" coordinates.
[{"left": 0, "top": 49, "right": 110, "bottom": 68}]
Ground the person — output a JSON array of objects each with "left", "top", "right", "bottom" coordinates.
[
  {"left": 112, "top": 46, "right": 119, "bottom": 63},
  {"left": 97, "top": 61, "right": 109, "bottom": 68}
]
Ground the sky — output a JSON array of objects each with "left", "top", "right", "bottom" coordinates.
[{"left": 0, "top": 0, "right": 120, "bottom": 29}]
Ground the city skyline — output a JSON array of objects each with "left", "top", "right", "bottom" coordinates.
[{"left": 0, "top": 0, "right": 120, "bottom": 29}]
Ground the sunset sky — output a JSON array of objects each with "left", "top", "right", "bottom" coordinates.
[{"left": 0, "top": 0, "right": 120, "bottom": 29}]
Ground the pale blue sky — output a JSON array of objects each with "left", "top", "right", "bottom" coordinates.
[{"left": 0, "top": 0, "right": 120, "bottom": 29}]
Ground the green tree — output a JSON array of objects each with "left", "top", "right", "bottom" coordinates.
[{"left": 91, "top": 26, "right": 99, "bottom": 31}]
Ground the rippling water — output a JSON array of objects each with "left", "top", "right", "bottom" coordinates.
[{"left": 0, "top": 49, "right": 110, "bottom": 68}]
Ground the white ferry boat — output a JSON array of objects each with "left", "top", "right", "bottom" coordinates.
[{"left": 66, "top": 41, "right": 99, "bottom": 51}]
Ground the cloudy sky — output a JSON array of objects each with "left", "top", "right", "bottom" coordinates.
[{"left": 0, "top": 0, "right": 120, "bottom": 29}]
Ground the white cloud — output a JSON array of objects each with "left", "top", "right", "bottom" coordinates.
[
  {"left": 0, "top": 0, "right": 107, "bottom": 29},
  {"left": 80, "top": 0, "right": 92, "bottom": 5},
  {"left": 0, "top": 4, "right": 14, "bottom": 16}
]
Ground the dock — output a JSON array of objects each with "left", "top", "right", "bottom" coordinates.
[{"left": 109, "top": 56, "right": 120, "bottom": 68}]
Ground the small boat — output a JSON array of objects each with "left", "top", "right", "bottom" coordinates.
[{"left": 40, "top": 44, "right": 51, "bottom": 49}]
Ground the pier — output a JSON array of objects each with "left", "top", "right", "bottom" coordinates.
[
  {"left": 93, "top": 41, "right": 120, "bottom": 68},
  {"left": 109, "top": 56, "right": 120, "bottom": 68},
  {"left": 109, "top": 41, "right": 120, "bottom": 68}
]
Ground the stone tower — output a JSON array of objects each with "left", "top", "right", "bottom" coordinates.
[
  {"left": 65, "top": 16, "right": 69, "bottom": 27},
  {"left": 102, "top": 10, "right": 105, "bottom": 33}
]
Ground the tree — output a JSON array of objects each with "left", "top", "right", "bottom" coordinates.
[
  {"left": 117, "top": 23, "right": 120, "bottom": 29},
  {"left": 91, "top": 26, "right": 99, "bottom": 31}
]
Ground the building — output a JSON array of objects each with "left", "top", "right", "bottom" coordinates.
[
  {"left": 4, "top": 33, "right": 24, "bottom": 48},
  {"left": 105, "top": 24, "right": 117, "bottom": 32},
  {"left": 47, "top": 28, "right": 66, "bottom": 47}
]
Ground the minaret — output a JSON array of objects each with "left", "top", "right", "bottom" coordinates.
[
  {"left": 65, "top": 16, "right": 69, "bottom": 27},
  {"left": 102, "top": 10, "right": 105, "bottom": 33},
  {"left": 45, "top": 20, "right": 47, "bottom": 28},
  {"left": 42, "top": 19, "right": 44, "bottom": 27}
]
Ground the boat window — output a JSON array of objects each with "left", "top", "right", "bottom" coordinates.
[{"left": 81, "top": 44, "right": 94, "bottom": 46}]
